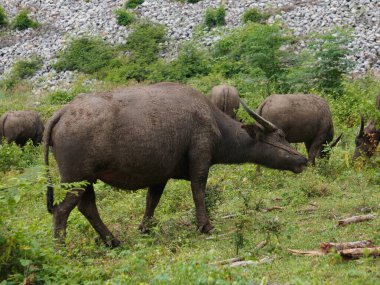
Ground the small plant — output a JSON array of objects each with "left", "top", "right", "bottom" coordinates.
[
  {"left": 115, "top": 9, "right": 135, "bottom": 26},
  {"left": 242, "top": 8, "right": 270, "bottom": 24},
  {"left": 124, "top": 0, "right": 144, "bottom": 9},
  {"left": 11, "top": 10, "right": 39, "bottom": 30},
  {"left": 204, "top": 6, "right": 226, "bottom": 29},
  {"left": 54, "top": 37, "right": 114, "bottom": 74},
  {"left": 0, "top": 5, "right": 8, "bottom": 28},
  {"left": 45, "top": 90, "right": 76, "bottom": 104}
]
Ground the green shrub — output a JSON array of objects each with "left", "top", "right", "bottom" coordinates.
[
  {"left": 0, "top": 140, "right": 40, "bottom": 173},
  {"left": 53, "top": 37, "right": 114, "bottom": 74},
  {"left": 0, "top": 56, "right": 42, "bottom": 90},
  {"left": 11, "top": 10, "right": 39, "bottom": 30},
  {"left": 45, "top": 90, "right": 76, "bottom": 104},
  {"left": 124, "top": 22, "right": 166, "bottom": 63},
  {"left": 242, "top": 8, "right": 270, "bottom": 24},
  {"left": 0, "top": 5, "right": 8, "bottom": 28},
  {"left": 124, "top": 0, "right": 144, "bottom": 9},
  {"left": 307, "top": 29, "right": 354, "bottom": 97},
  {"left": 204, "top": 6, "right": 226, "bottom": 29},
  {"left": 115, "top": 9, "right": 135, "bottom": 26}
]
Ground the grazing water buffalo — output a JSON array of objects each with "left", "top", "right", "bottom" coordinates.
[
  {"left": 209, "top": 84, "right": 240, "bottom": 119},
  {"left": 0, "top": 110, "right": 44, "bottom": 146},
  {"left": 257, "top": 94, "right": 342, "bottom": 164},
  {"left": 353, "top": 115, "right": 380, "bottom": 159},
  {"left": 44, "top": 82, "right": 307, "bottom": 247}
]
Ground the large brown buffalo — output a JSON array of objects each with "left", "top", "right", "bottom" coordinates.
[
  {"left": 0, "top": 110, "right": 44, "bottom": 146},
  {"left": 44, "top": 82, "right": 307, "bottom": 247},
  {"left": 353, "top": 115, "right": 380, "bottom": 159},
  {"left": 209, "top": 84, "right": 240, "bottom": 119},
  {"left": 257, "top": 94, "right": 342, "bottom": 164}
]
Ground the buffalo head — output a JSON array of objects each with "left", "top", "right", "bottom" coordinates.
[{"left": 353, "top": 114, "right": 380, "bottom": 159}]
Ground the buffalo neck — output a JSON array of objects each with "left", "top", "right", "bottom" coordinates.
[{"left": 212, "top": 112, "right": 255, "bottom": 165}]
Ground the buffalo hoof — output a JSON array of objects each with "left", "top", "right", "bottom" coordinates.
[
  {"left": 95, "top": 236, "right": 121, "bottom": 248},
  {"left": 198, "top": 222, "right": 213, "bottom": 234},
  {"left": 138, "top": 223, "right": 150, "bottom": 234}
]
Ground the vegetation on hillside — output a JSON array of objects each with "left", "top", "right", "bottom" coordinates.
[{"left": 1, "top": 16, "right": 380, "bottom": 284}]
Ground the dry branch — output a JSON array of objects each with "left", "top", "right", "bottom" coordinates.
[
  {"left": 338, "top": 214, "right": 376, "bottom": 226},
  {"left": 339, "top": 247, "right": 380, "bottom": 259},
  {"left": 211, "top": 257, "right": 244, "bottom": 265},
  {"left": 287, "top": 249, "right": 325, "bottom": 256},
  {"left": 226, "top": 257, "right": 272, "bottom": 268},
  {"left": 256, "top": 240, "right": 267, "bottom": 249},
  {"left": 265, "top": 206, "right": 284, "bottom": 212},
  {"left": 205, "top": 230, "right": 234, "bottom": 240},
  {"left": 320, "top": 240, "right": 373, "bottom": 253}
]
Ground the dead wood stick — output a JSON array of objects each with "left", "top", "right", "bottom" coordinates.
[
  {"left": 226, "top": 256, "right": 272, "bottom": 268},
  {"left": 211, "top": 257, "right": 244, "bottom": 265},
  {"left": 287, "top": 249, "right": 325, "bottom": 256},
  {"left": 320, "top": 240, "right": 373, "bottom": 253},
  {"left": 339, "top": 247, "right": 380, "bottom": 259},
  {"left": 256, "top": 240, "right": 267, "bottom": 249},
  {"left": 265, "top": 206, "right": 284, "bottom": 212},
  {"left": 338, "top": 214, "right": 376, "bottom": 226}
]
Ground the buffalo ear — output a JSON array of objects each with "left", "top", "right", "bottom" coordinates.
[{"left": 242, "top": 124, "right": 263, "bottom": 139}]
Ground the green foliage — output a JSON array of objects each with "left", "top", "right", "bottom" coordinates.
[
  {"left": 0, "top": 140, "right": 40, "bottom": 172},
  {"left": 204, "top": 6, "right": 226, "bottom": 29},
  {"left": 54, "top": 37, "right": 114, "bottom": 74},
  {"left": 187, "top": 0, "right": 202, "bottom": 3},
  {"left": 45, "top": 90, "right": 76, "bottom": 104},
  {"left": 124, "top": 0, "right": 144, "bottom": 9},
  {"left": 115, "top": 9, "right": 135, "bottom": 26},
  {"left": 0, "top": 5, "right": 8, "bottom": 28},
  {"left": 242, "top": 8, "right": 270, "bottom": 24},
  {"left": 124, "top": 22, "right": 166, "bottom": 63},
  {"left": 0, "top": 56, "right": 42, "bottom": 90},
  {"left": 307, "top": 29, "right": 354, "bottom": 97},
  {"left": 11, "top": 9, "right": 39, "bottom": 30}
]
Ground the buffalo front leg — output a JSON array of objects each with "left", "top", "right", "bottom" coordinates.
[
  {"left": 191, "top": 177, "right": 213, "bottom": 233},
  {"left": 53, "top": 188, "right": 84, "bottom": 246},
  {"left": 139, "top": 182, "right": 167, "bottom": 233},
  {"left": 77, "top": 184, "right": 120, "bottom": 247}
]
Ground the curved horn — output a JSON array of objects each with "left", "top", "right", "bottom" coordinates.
[
  {"left": 330, "top": 133, "right": 343, "bottom": 147},
  {"left": 358, "top": 114, "right": 364, "bottom": 138},
  {"left": 240, "top": 99, "right": 278, "bottom": 132}
]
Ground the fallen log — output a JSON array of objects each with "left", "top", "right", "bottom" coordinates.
[
  {"left": 226, "top": 256, "right": 272, "bottom": 268},
  {"left": 211, "top": 257, "right": 244, "bottom": 265},
  {"left": 338, "top": 214, "right": 376, "bottom": 226},
  {"left": 340, "top": 247, "right": 380, "bottom": 259},
  {"left": 320, "top": 240, "right": 373, "bottom": 253},
  {"left": 256, "top": 240, "right": 267, "bottom": 249},
  {"left": 287, "top": 249, "right": 325, "bottom": 256}
]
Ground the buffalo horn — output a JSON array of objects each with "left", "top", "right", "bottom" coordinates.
[
  {"left": 240, "top": 99, "right": 278, "bottom": 132},
  {"left": 358, "top": 114, "right": 364, "bottom": 138},
  {"left": 330, "top": 133, "right": 343, "bottom": 147}
]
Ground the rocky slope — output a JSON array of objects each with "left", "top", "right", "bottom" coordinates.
[{"left": 0, "top": 0, "right": 379, "bottom": 90}]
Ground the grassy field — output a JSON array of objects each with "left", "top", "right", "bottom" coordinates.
[{"left": 1, "top": 74, "right": 380, "bottom": 284}]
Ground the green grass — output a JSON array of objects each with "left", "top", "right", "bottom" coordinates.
[{"left": 1, "top": 76, "right": 379, "bottom": 284}]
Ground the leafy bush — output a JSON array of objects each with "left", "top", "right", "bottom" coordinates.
[
  {"left": 0, "top": 5, "right": 8, "bottom": 28},
  {"left": 0, "top": 56, "right": 42, "bottom": 90},
  {"left": 204, "top": 6, "right": 226, "bottom": 29},
  {"left": 54, "top": 37, "right": 114, "bottom": 74},
  {"left": 124, "top": 0, "right": 144, "bottom": 9},
  {"left": 307, "top": 29, "right": 354, "bottom": 97},
  {"left": 0, "top": 140, "right": 40, "bottom": 172},
  {"left": 242, "top": 8, "right": 270, "bottom": 24},
  {"left": 11, "top": 10, "right": 39, "bottom": 30},
  {"left": 115, "top": 9, "right": 135, "bottom": 26},
  {"left": 45, "top": 90, "right": 76, "bottom": 104},
  {"left": 124, "top": 22, "right": 166, "bottom": 63}
]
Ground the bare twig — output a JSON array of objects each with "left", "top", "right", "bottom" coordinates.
[
  {"left": 256, "top": 240, "right": 267, "bottom": 249},
  {"left": 338, "top": 214, "right": 376, "bottom": 226},
  {"left": 265, "top": 206, "right": 284, "bottom": 212},
  {"left": 211, "top": 257, "right": 244, "bottom": 266},
  {"left": 205, "top": 230, "right": 234, "bottom": 240},
  {"left": 226, "top": 257, "right": 272, "bottom": 268},
  {"left": 287, "top": 249, "right": 325, "bottom": 256}
]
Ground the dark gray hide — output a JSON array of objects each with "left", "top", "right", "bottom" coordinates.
[
  {"left": 353, "top": 115, "right": 380, "bottom": 159},
  {"left": 44, "top": 82, "right": 307, "bottom": 247},
  {"left": 257, "top": 94, "right": 342, "bottom": 164},
  {"left": 209, "top": 84, "right": 240, "bottom": 119},
  {"left": 0, "top": 110, "right": 44, "bottom": 146}
]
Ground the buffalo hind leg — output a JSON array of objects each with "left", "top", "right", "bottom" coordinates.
[
  {"left": 139, "top": 182, "right": 167, "bottom": 233},
  {"left": 53, "top": 188, "right": 85, "bottom": 246},
  {"left": 77, "top": 184, "right": 120, "bottom": 247},
  {"left": 306, "top": 140, "right": 323, "bottom": 165}
]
